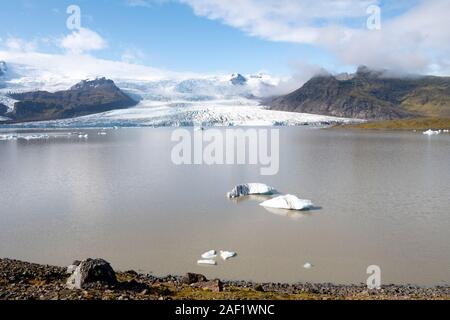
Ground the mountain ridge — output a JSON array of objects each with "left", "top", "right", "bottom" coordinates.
[
  {"left": 268, "top": 66, "right": 450, "bottom": 120},
  {"left": 4, "top": 78, "right": 138, "bottom": 123}
]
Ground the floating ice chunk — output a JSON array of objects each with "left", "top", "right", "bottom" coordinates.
[
  {"left": 197, "top": 259, "right": 217, "bottom": 266},
  {"left": 227, "top": 183, "right": 276, "bottom": 199},
  {"left": 98, "top": 132, "right": 107, "bottom": 136},
  {"left": 444, "top": 130, "right": 449, "bottom": 133},
  {"left": 201, "top": 250, "right": 217, "bottom": 259},
  {"left": 423, "top": 129, "right": 441, "bottom": 136},
  {"left": 260, "top": 195, "right": 314, "bottom": 211},
  {"left": 220, "top": 251, "right": 237, "bottom": 261},
  {"left": 0, "top": 134, "right": 17, "bottom": 141},
  {"left": 19, "top": 134, "right": 50, "bottom": 141},
  {"left": 78, "top": 134, "right": 88, "bottom": 139},
  {"left": 303, "top": 262, "right": 313, "bottom": 269}
]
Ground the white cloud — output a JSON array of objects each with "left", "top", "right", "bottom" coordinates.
[
  {"left": 3, "top": 37, "right": 38, "bottom": 52},
  {"left": 180, "top": 0, "right": 450, "bottom": 74},
  {"left": 60, "top": 28, "right": 107, "bottom": 54},
  {"left": 0, "top": 50, "right": 198, "bottom": 84},
  {"left": 125, "top": 0, "right": 168, "bottom": 7},
  {"left": 121, "top": 47, "right": 146, "bottom": 64}
]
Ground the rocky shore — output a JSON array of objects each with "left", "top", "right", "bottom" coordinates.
[{"left": 1, "top": 258, "right": 448, "bottom": 300}]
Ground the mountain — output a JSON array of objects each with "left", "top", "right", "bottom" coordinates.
[
  {"left": 268, "top": 66, "right": 450, "bottom": 120},
  {"left": 230, "top": 73, "right": 247, "bottom": 86},
  {"left": 0, "top": 58, "right": 361, "bottom": 127},
  {"left": 0, "top": 103, "right": 7, "bottom": 116},
  {"left": 6, "top": 78, "right": 138, "bottom": 123}
]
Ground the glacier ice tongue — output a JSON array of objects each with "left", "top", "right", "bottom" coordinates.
[
  {"left": 227, "top": 183, "right": 276, "bottom": 199},
  {"left": 260, "top": 195, "right": 314, "bottom": 211}
]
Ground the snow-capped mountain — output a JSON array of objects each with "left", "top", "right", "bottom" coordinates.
[
  {"left": 230, "top": 73, "right": 247, "bottom": 86},
  {"left": 0, "top": 51, "right": 359, "bottom": 127}
]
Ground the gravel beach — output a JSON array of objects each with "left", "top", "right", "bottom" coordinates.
[{"left": 0, "top": 258, "right": 448, "bottom": 300}]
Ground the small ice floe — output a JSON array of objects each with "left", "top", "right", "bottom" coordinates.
[
  {"left": 201, "top": 250, "right": 217, "bottom": 259},
  {"left": 303, "top": 262, "right": 313, "bottom": 269},
  {"left": 423, "top": 129, "right": 441, "bottom": 136},
  {"left": 98, "top": 131, "right": 107, "bottom": 136},
  {"left": 19, "top": 134, "right": 50, "bottom": 141},
  {"left": 260, "top": 195, "right": 314, "bottom": 211},
  {"left": 0, "top": 134, "right": 17, "bottom": 141},
  {"left": 197, "top": 259, "right": 217, "bottom": 266},
  {"left": 444, "top": 130, "right": 450, "bottom": 133},
  {"left": 220, "top": 251, "right": 237, "bottom": 261},
  {"left": 78, "top": 134, "right": 88, "bottom": 139},
  {"left": 227, "top": 183, "right": 276, "bottom": 199}
]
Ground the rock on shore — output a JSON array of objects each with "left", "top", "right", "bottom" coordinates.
[{"left": 0, "top": 258, "right": 449, "bottom": 300}]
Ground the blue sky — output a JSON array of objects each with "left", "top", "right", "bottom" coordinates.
[{"left": 0, "top": 0, "right": 448, "bottom": 76}]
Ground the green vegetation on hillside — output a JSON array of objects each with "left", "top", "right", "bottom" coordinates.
[{"left": 338, "top": 118, "right": 450, "bottom": 130}]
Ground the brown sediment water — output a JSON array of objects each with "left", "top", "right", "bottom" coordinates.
[{"left": 0, "top": 127, "right": 449, "bottom": 286}]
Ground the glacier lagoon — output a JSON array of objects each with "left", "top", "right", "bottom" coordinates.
[{"left": 0, "top": 127, "right": 449, "bottom": 286}]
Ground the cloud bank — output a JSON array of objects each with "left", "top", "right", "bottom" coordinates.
[
  {"left": 60, "top": 28, "right": 107, "bottom": 54},
  {"left": 180, "top": 0, "right": 450, "bottom": 74}
]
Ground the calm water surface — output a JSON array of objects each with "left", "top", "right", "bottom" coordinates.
[{"left": 0, "top": 127, "right": 449, "bottom": 286}]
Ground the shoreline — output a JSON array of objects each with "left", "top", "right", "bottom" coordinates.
[{"left": 1, "top": 258, "right": 448, "bottom": 300}]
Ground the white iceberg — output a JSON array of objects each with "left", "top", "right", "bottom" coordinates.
[
  {"left": 227, "top": 183, "right": 276, "bottom": 199},
  {"left": 303, "top": 262, "right": 313, "bottom": 269},
  {"left": 220, "top": 251, "right": 237, "bottom": 261},
  {"left": 423, "top": 129, "right": 441, "bottom": 136},
  {"left": 201, "top": 250, "right": 217, "bottom": 259},
  {"left": 197, "top": 259, "right": 217, "bottom": 266},
  {"left": 260, "top": 195, "right": 314, "bottom": 211}
]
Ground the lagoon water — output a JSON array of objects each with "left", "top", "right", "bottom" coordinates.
[{"left": 0, "top": 127, "right": 449, "bottom": 286}]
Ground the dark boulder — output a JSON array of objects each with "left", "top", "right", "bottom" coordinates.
[
  {"left": 181, "top": 272, "right": 207, "bottom": 285},
  {"left": 66, "top": 258, "right": 117, "bottom": 289}
]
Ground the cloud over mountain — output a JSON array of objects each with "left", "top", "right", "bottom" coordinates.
[{"left": 180, "top": 0, "right": 450, "bottom": 74}]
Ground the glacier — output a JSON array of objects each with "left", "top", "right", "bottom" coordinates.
[{"left": 0, "top": 55, "right": 363, "bottom": 128}]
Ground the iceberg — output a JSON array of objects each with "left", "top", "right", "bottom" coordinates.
[
  {"left": 303, "top": 262, "right": 313, "bottom": 269},
  {"left": 423, "top": 129, "right": 441, "bottom": 136},
  {"left": 197, "top": 259, "right": 217, "bottom": 266},
  {"left": 260, "top": 195, "right": 314, "bottom": 211},
  {"left": 201, "top": 250, "right": 217, "bottom": 259},
  {"left": 227, "top": 183, "right": 276, "bottom": 199},
  {"left": 220, "top": 251, "right": 237, "bottom": 261}
]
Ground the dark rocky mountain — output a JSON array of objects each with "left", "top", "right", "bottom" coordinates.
[
  {"left": 230, "top": 73, "right": 247, "bottom": 86},
  {"left": 7, "top": 78, "right": 138, "bottom": 123},
  {"left": 0, "top": 103, "right": 8, "bottom": 116},
  {"left": 268, "top": 66, "right": 450, "bottom": 120}
]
